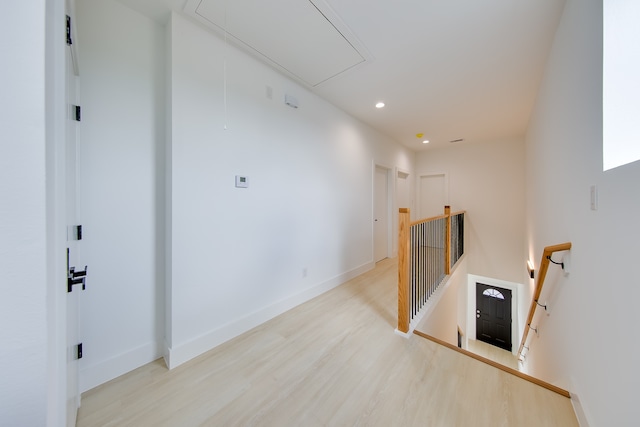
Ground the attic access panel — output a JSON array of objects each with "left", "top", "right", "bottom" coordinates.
[{"left": 184, "top": 0, "right": 369, "bottom": 87}]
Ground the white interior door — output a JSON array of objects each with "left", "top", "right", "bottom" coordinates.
[
  {"left": 419, "top": 173, "right": 446, "bottom": 219},
  {"left": 396, "top": 170, "right": 410, "bottom": 215},
  {"left": 419, "top": 173, "right": 447, "bottom": 249},
  {"left": 374, "top": 166, "right": 389, "bottom": 262},
  {"left": 66, "top": 4, "right": 82, "bottom": 425}
]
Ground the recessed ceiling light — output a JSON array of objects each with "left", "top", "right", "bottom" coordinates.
[
  {"left": 423, "top": 140, "right": 430, "bottom": 144},
  {"left": 375, "top": 102, "right": 385, "bottom": 108}
]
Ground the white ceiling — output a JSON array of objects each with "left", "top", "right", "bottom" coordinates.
[
  {"left": 184, "top": 0, "right": 371, "bottom": 87},
  {"left": 115, "top": 0, "right": 567, "bottom": 151}
]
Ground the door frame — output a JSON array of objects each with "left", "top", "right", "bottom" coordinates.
[
  {"left": 64, "top": 0, "right": 82, "bottom": 424},
  {"left": 45, "top": 0, "right": 73, "bottom": 424},
  {"left": 394, "top": 167, "right": 411, "bottom": 256},
  {"left": 418, "top": 172, "right": 449, "bottom": 219},
  {"left": 466, "top": 274, "right": 520, "bottom": 356},
  {"left": 373, "top": 163, "right": 392, "bottom": 262}
]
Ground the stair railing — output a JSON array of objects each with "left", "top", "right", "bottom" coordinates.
[
  {"left": 397, "top": 206, "right": 465, "bottom": 333},
  {"left": 518, "top": 242, "right": 572, "bottom": 356}
]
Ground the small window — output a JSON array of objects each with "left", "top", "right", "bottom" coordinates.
[
  {"left": 603, "top": 0, "right": 640, "bottom": 171},
  {"left": 482, "top": 288, "right": 504, "bottom": 300}
]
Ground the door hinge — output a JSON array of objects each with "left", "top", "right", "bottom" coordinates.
[
  {"left": 77, "top": 343, "right": 83, "bottom": 360},
  {"left": 66, "top": 15, "right": 72, "bottom": 46},
  {"left": 68, "top": 224, "right": 82, "bottom": 241},
  {"left": 73, "top": 105, "right": 81, "bottom": 122}
]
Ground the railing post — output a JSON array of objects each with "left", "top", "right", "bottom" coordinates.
[
  {"left": 444, "top": 206, "right": 451, "bottom": 275},
  {"left": 398, "top": 208, "right": 410, "bottom": 333}
]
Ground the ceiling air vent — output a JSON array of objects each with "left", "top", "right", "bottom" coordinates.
[{"left": 449, "top": 138, "right": 465, "bottom": 143}]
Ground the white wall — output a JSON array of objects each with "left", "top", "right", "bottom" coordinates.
[
  {"left": 416, "top": 139, "right": 526, "bottom": 284},
  {"left": 0, "top": 2, "right": 49, "bottom": 425},
  {"left": 167, "top": 12, "right": 415, "bottom": 367},
  {"left": 69, "top": 0, "right": 415, "bottom": 382},
  {"left": 419, "top": 258, "right": 468, "bottom": 346},
  {"left": 525, "top": 0, "right": 640, "bottom": 424},
  {"left": 76, "top": 0, "right": 166, "bottom": 391}
]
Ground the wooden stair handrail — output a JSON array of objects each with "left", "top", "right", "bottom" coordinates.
[
  {"left": 518, "top": 242, "right": 572, "bottom": 356},
  {"left": 410, "top": 213, "right": 448, "bottom": 227},
  {"left": 415, "top": 330, "right": 570, "bottom": 398}
]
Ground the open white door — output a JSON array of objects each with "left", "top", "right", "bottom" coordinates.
[
  {"left": 396, "top": 170, "right": 410, "bottom": 213},
  {"left": 65, "top": 2, "right": 82, "bottom": 424},
  {"left": 374, "top": 166, "right": 389, "bottom": 262},
  {"left": 419, "top": 173, "right": 447, "bottom": 219}
]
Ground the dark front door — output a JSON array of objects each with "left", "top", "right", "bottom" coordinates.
[{"left": 476, "top": 283, "right": 512, "bottom": 351}]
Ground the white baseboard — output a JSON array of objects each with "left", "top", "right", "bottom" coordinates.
[
  {"left": 80, "top": 341, "right": 162, "bottom": 393},
  {"left": 394, "top": 328, "right": 411, "bottom": 338},
  {"left": 570, "top": 392, "right": 591, "bottom": 427},
  {"left": 166, "top": 261, "right": 375, "bottom": 369}
]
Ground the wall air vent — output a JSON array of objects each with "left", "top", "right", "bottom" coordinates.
[{"left": 183, "top": 0, "right": 372, "bottom": 87}]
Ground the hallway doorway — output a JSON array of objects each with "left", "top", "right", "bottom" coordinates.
[
  {"left": 374, "top": 166, "right": 390, "bottom": 262},
  {"left": 419, "top": 173, "right": 447, "bottom": 219},
  {"left": 476, "top": 283, "right": 512, "bottom": 351}
]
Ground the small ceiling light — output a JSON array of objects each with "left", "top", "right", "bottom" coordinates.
[
  {"left": 423, "top": 140, "right": 430, "bottom": 144},
  {"left": 375, "top": 102, "right": 385, "bottom": 108}
]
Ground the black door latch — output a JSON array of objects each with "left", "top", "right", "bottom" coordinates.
[{"left": 68, "top": 265, "right": 87, "bottom": 293}]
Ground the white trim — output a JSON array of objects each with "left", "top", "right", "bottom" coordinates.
[
  {"left": 45, "top": 0, "right": 68, "bottom": 424},
  {"left": 163, "top": 338, "right": 171, "bottom": 370},
  {"left": 394, "top": 167, "right": 411, "bottom": 255},
  {"left": 396, "top": 168, "right": 410, "bottom": 179},
  {"left": 80, "top": 341, "right": 163, "bottom": 392},
  {"left": 570, "top": 391, "right": 592, "bottom": 427},
  {"left": 394, "top": 328, "right": 411, "bottom": 338},
  {"left": 373, "top": 163, "right": 393, "bottom": 262},
  {"left": 66, "top": 0, "right": 80, "bottom": 76},
  {"left": 467, "top": 274, "right": 521, "bottom": 356},
  {"left": 166, "top": 261, "right": 375, "bottom": 369},
  {"left": 417, "top": 172, "right": 449, "bottom": 218}
]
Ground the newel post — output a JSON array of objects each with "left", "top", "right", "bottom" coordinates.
[
  {"left": 398, "top": 208, "right": 410, "bottom": 333},
  {"left": 444, "top": 205, "right": 451, "bottom": 275}
]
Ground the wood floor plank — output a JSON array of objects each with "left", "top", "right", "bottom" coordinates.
[{"left": 77, "top": 258, "right": 578, "bottom": 426}]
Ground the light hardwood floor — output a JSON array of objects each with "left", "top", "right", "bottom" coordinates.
[
  {"left": 77, "top": 258, "right": 578, "bottom": 426},
  {"left": 466, "top": 338, "right": 522, "bottom": 372}
]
